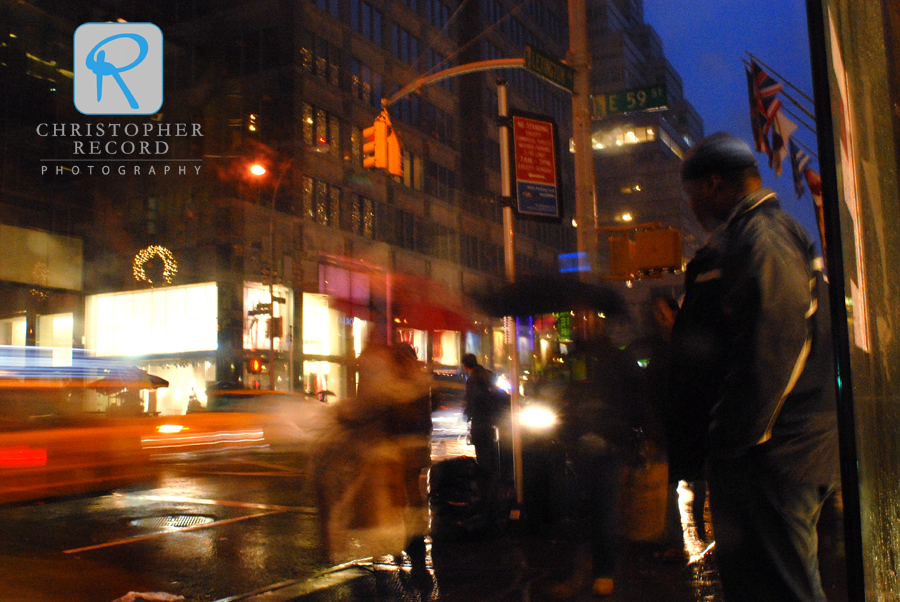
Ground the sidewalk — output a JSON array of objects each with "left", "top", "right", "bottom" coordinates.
[
  {"left": 231, "top": 490, "right": 848, "bottom": 602},
  {"left": 224, "top": 441, "right": 847, "bottom": 602},
  {"left": 231, "top": 514, "right": 721, "bottom": 602}
]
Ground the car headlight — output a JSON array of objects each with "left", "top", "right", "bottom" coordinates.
[{"left": 519, "top": 404, "right": 558, "bottom": 431}]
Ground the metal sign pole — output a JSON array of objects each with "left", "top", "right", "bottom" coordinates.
[{"left": 498, "top": 79, "right": 524, "bottom": 509}]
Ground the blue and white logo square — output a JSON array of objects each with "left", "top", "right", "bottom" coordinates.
[{"left": 74, "top": 22, "right": 163, "bottom": 115}]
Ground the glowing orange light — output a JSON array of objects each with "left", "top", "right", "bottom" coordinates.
[
  {"left": 0, "top": 446, "right": 47, "bottom": 468},
  {"left": 157, "top": 425, "right": 185, "bottom": 434},
  {"left": 249, "top": 164, "right": 266, "bottom": 176}
]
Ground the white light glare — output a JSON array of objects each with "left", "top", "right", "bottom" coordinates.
[
  {"left": 519, "top": 405, "right": 558, "bottom": 430},
  {"left": 157, "top": 424, "right": 185, "bottom": 434}
]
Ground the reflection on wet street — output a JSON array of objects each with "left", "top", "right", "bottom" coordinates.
[{"left": 677, "top": 479, "right": 724, "bottom": 601}]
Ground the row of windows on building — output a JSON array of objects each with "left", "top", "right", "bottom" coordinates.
[
  {"left": 254, "top": 169, "right": 557, "bottom": 275},
  {"left": 271, "top": 101, "right": 458, "bottom": 204},
  {"left": 299, "top": 31, "right": 455, "bottom": 140},
  {"left": 317, "top": 0, "right": 452, "bottom": 32},
  {"left": 297, "top": 175, "right": 507, "bottom": 271},
  {"left": 292, "top": 103, "right": 562, "bottom": 250},
  {"left": 481, "top": 0, "right": 564, "bottom": 47}
]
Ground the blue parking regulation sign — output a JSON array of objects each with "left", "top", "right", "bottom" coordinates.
[{"left": 73, "top": 22, "right": 163, "bottom": 115}]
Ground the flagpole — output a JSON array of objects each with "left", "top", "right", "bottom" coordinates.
[
  {"left": 781, "top": 105, "right": 816, "bottom": 136},
  {"left": 742, "top": 57, "right": 816, "bottom": 123},
  {"left": 794, "top": 137, "right": 819, "bottom": 160},
  {"left": 746, "top": 52, "right": 815, "bottom": 106}
]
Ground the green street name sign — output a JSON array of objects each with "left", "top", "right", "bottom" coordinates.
[
  {"left": 524, "top": 45, "right": 574, "bottom": 92},
  {"left": 592, "top": 85, "right": 668, "bottom": 118}
]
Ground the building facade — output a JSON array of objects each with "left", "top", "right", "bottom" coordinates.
[
  {"left": 583, "top": 0, "right": 705, "bottom": 342},
  {"left": 0, "top": 0, "right": 576, "bottom": 412}
]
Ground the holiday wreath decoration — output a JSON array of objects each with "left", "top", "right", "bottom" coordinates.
[{"left": 133, "top": 245, "right": 178, "bottom": 285}]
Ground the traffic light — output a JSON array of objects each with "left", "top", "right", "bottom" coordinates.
[
  {"left": 247, "top": 357, "right": 262, "bottom": 373},
  {"left": 362, "top": 119, "right": 388, "bottom": 170},
  {"left": 266, "top": 316, "right": 283, "bottom": 339},
  {"left": 633, "top": 228, "right": 682, "bottom": 274},
  {"left": 607, "top": 227, "right": 683, "bottom": 279},
  {"left": 386, "top": 128, "right": 403, "bottom": 177},
  {"left": 363, "top": 110, "right": 403, "bottom": 176}
]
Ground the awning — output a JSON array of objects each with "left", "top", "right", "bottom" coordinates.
[
  {"left": 86, "top": 368, "right": 169, "bottom": 393},
  {"left": 383, "top": 273, "right": 473, "bottom": 332}
]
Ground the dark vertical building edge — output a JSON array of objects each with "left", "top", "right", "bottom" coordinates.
[{"left": 804, "top": 1, "right": 865, "bottom": 599}]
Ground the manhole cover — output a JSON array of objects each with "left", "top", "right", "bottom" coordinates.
[{"left": 131, "top": 514, "right": 215, "bottom": 530}]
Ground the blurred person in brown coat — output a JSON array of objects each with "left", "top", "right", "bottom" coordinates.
[{"left": 317, "top": 342, "right": 433, "bottom": 583}]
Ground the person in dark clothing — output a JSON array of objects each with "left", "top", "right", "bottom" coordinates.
[
  {"left": 461, "top": 353, "right": 500, "bottom": 479},
  {"left": 672, "top": 132, "right": 839, "bottom": 602},
  {"left": 550, "top": 313, "right": 646, "bottom": 598},
  {"left": 645, "top": 294, "right": 709, "bottom": 561}
]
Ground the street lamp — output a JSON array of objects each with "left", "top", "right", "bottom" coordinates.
[{"left": 249, "top": 161, "right": 289, "bottom": 390}]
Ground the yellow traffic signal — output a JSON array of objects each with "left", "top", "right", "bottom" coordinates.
[
  {"left": 386, "top": 129, "right": 403, "bottom": 177},
  {"left": 247, "top": 357, "right": 262, "bottom": 373},
  {"left": 363, "top": 110, "right": 403, "bottom": 176},
  {"left": 362, "top": 120, "right": 388, "bottom": 170}
]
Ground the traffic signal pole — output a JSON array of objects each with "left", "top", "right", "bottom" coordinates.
[{"left": 378, "top": 55, "right": 583, "bottom": 512}]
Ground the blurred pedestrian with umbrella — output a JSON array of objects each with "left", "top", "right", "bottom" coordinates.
[{"left": 548, "top": 312, "right": 646, "bottom": 598}]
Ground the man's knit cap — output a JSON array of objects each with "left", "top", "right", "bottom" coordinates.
[{"left": 681, "top": 132, "right": 758, "bottom": 181}]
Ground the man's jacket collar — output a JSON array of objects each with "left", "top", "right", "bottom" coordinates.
[{"left": 723, "top": 188, "right": 778, "bottom": 228}]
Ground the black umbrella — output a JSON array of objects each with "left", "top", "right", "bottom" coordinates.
[{"left": 475, "top": 273, "right": 627, "bottom": 318}]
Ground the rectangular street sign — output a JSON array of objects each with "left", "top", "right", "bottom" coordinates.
[
  {"left": 511, "top": 113, "right": 561, "bottom": 219},
  {"left": 591, "top": 84, "right": 667, "bottom": 118},
  {"left": 523, "top": 45, "right": 574, "bottom": 92}
]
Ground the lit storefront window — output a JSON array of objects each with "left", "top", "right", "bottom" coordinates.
[
  {"left": 398, "top": 328, "right": 427, "bottom": 360},
  {"left": 36, "top": 314, "right": 74, "bottom": 364},
  {"left": 304, "top": 294, "right": 337, "bottom": 357},
  {"left": 432, "top": 330, "right": 460, "bottom": 367},
  {"left": 85, "top": 283, "right": 218, "bottom": 356},
  {"left": 243, "top": 283, "right": 293, "bottom": 352},
  {"left": 84, "top": 284, "right": 218, "bottom": 416},
  {"left": 0, "top": 316, "right": 26, "bottom": 346},
  {"left": 303, "top": 292, "right": 371, "bottom": 399}
]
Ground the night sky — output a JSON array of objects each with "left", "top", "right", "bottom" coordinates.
[{"left": 643, "top": 0, "right": 823, "bottom": 246}]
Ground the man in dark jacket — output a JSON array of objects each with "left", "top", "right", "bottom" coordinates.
[
  {"left": 462, "top": 353, "right": 500, "bottom": 478},
  {"left": 671, "top": 133, "right": 839, "bottom": 602}
]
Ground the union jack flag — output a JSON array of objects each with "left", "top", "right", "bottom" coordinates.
[{"left": 747, "top": 61, "right": 783, "bottom": 156}]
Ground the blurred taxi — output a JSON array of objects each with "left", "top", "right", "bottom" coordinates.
[
  {"left": 0, "top": 370, "right": 320, "bottom": 505},
  {"left": 145, "top": 386, "right": 322, "bottom": 458}
]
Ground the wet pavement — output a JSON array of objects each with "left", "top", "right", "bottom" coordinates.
[
  {"left": 218, "top": 521, "right": 721, "bottom": 602},
  {"left": 216, "top": 461, "right": 848, "bottom": 602}
]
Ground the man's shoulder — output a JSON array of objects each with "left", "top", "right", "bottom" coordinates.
[{"left": 474, "top": 365, "right": 494, "bottom": 379}]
